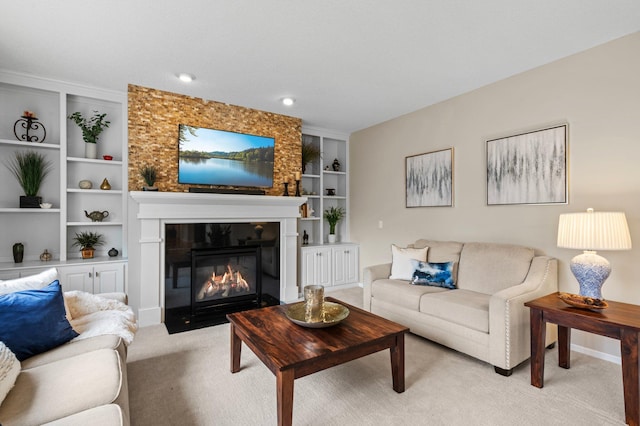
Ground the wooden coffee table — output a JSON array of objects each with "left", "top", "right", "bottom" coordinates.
[{"left": 227, "top": 297, "right": 409, "bottom": 426}]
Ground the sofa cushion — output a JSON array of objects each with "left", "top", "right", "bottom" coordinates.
[
  {"left": 0, "top": 349, "right": 124, "bottom": 426},
  {"left": 456, "top": 242, "right": 534, "bottom": 295},
  {"left": 389, "top": 244, "right": 428, "bottom": 280},
  {"left": 419, "top": 289, "right": 490, "bottom": 333},
  {"left": 42, "top": 404, "right": 125, "bottom": 426},
  {"left": 0, "top": 267, "right": 58, "bottom": 295},
  {"left": 413, "top": 240, "right": 463, "bottom": 263},
  {"left": 0, "top": 341, "right": 20, "bottom": 405},
  {"left": 410, "top": 260, "right": 456, "bottom": 289},
  {"left": 21, "top": 334, "right": 126, "bottom": 370},
  {"left": 0, "top": 281, "right": 79, "bottom": 361},
  {"left": 372, "top": 278, "right": 447, "bottom": 311}
]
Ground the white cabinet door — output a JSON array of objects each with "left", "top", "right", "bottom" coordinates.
[
  {"left": 333, "top": 245, "right": 359, "bottom": 286},
  {"left": 300, "top": 247, "right": 332, "bottom": 288},
  {"left": 315, "top": 247, "right": 332, "bottom": 287},
  {"left": 94, "top": 263, "right": 125, "bottom": 293},
  {"left": 59, "top": 265, "right": 93, "bottom": 292}
]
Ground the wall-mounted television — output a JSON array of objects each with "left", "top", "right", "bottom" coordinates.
[{"left": 178, "top": 124, "right": 275, "bottom": 188}]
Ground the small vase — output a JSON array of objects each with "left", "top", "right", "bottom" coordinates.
[
  {"left": 85, "top": 143, "right": 97, "bottom": 159},
  {"left": 40, "top": 249, "right": 52, "bottom": 261},
  {"left": 100, "top": 178, "right": 111, "bottom": 190},
  {"left": 13, "top": 243, "right": 24, "bottom": 263},
  {"left": 108, "top": 247, "right": 119, "bottom": 257},
  {"left": 327, "top": 234, "right": 337, "bottom": 243}
]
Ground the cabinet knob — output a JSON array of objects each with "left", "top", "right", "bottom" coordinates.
[
  {"left": 89, "top": 272, "right": 92, "bottom": 278},
  {"left": 95, "top": 271, "right": 99, "bottom": 277}
]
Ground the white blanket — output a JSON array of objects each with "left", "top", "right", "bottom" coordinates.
[{"left": 63, "top": 291, "right": 138, "bottom": 345}]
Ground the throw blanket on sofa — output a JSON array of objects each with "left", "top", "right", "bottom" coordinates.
[{"left": 63, "top": 291, "right": 137, "bottom": 345}]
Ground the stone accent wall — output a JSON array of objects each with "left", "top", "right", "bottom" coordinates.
[{"left": 127, "top": 85, "right": 302, "bottom": 195}]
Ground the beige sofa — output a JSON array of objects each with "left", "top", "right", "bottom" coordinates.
[
  {"left": 363, "top": 240, "right": 558, "bottom": 375},
  {"left": 0, "top": 270, "right": 131, "bottom": 426}
]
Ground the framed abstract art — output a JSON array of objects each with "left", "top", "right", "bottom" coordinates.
[
  {"left": 486, "top": 125, "right": 567, "bottom": 206},
  {"left": 406, "top": 148, "right": 453, "bottom": 207}
]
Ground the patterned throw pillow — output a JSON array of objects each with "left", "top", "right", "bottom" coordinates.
[
  {"left": 410, "top": 260, "right": 456, "bottom": 289},
  {"left": 0, "top": 341, "right": 20, "bottom": 405}
]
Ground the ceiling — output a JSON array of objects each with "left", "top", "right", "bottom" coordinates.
[{"left": 1, "top": 1, "right": 639, "bottom": 134}]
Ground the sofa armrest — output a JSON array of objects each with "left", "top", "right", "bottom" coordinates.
[
  {"left": 95, "top": 292, "right": 128, "bottom": 305},
  {"left": 362, "top": 263, "right": 391, "bottom": 311},
  {"left": 489, "top": 256, "right": 558, "bottom": 370}
]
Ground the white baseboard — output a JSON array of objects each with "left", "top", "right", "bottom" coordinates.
[{"left": 571, "top": 343, "right": 621, "bottom": 365}]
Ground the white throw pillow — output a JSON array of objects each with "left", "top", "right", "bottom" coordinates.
[
  {"left": 0, "top": 341, "right": 20, "bottom": 405},
  {"left": 0, "top": 267, "right": 58, "bottom": 295},
  {"left": 389, "top": 245, "right": 428, "bottom": 280}
]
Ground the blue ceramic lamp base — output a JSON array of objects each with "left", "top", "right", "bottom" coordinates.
[{"left": 570, "top": 251, "right": 611, "bottom": 300}]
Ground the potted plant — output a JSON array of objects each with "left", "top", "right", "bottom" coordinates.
[
  {"left": 139, "top": 164, "right": 158, "bottom": 191},
  {"left": 72, "top": 231, "right": 104, "bottom": 259},
  {"left": 5, "top": 150, "right": 52, "bottom": 208},
  {"left": 67, "top": 110, "right": 110, "bottom": 159},
  {"left": 323, "top": 206, "right": 345, "bottom": 243},
  {"left": 301, "top": 141, "right": 321, "bottom": 174}
]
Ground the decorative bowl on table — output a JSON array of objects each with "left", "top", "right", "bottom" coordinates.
[
  {"left": 103, "top": 155, "right": 113, "bottom": 160},
  {"left": 558, "top": 292, "right": 608, "bottom": 310},
  {"left": 285, "top": 301, "right": 350, "bottom": 328},
  {"left": 39, "top": 203, "right": 52, "bottom": 209}
]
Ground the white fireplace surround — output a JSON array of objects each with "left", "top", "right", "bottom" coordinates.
[{"left": 128, "top": 191, "right": 307, "bottom": 327}]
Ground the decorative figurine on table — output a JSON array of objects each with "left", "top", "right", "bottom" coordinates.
[
  {"left": 332, "top": 158, "right": 341, "bottom": 171},
  {"left": 303, "top": 230, "right": 309, "bottom": 245}
]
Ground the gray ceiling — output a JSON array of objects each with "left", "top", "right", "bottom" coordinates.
[{"left": 1, "top": 1, "right": 639, "bottom": 134}]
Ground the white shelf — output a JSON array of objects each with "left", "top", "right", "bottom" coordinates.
[
  {"left": 0, "top": 138, "right": 60, "bottom": 149},
  {"left": 67, "top": 222, "right": 124, "bottom": 226},
  {"left": 0, "top": 208, "right": 60, "bottom": 213},
  {"left": 67, "top": 188, "right": 123, "bottom": 194},
  {"left": 67, "top": 156, "right": 123, "bottom": 165}
]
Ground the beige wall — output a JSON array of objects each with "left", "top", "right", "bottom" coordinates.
[
  {"left": 350, "top": 32, "right": 640, "bottom": 358},
  {"left": 127, "top": 85, "right": 302, "bottom": 194}
]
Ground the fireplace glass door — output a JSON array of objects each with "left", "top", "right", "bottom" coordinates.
[{"left": 191, "top": 246, "right": 261, "bottom": 317}]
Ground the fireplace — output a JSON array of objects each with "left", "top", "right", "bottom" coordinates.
[
  {"left": 128, "top": 192, "right": 307, "bottom": 329},
  {"left": 191, "top": 246, "right": 261, "bottom": 317},
  {"left": 164, "top": 221, "right": 281, "bottom": 332}
]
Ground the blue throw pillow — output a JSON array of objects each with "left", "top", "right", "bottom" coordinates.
[
  {"left": 410, "top": 260, "right": 456, "bottom": 289},
  {"left": 0, "top": 280, "right": 78, "bottom": 361}
]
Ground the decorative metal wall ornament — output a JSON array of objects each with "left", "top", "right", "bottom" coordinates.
[
  {"left": 14, "top": 111, "right": 47, "bottom": 143},
  {"left": 486, "top": 124, "right": 567, "bottom": 206}
]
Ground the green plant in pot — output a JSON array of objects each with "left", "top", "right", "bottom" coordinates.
[
  {"left": 72, "top": 231, "right": 105, "bottom": 259},
  {"left": 139, "top": 164, "right": 158, "bottom": 191},
  {"left": 323, "top": 206, "right": 345, "bottom": 243},
  {"left": 67, "top": 110, "right": 110, "bottom": 159},
  {"left": 301, "top": 141, "right": 321, "bottom": 174},
  {"left": 5, "top": 150, "right": 52, "bottom": 208}
]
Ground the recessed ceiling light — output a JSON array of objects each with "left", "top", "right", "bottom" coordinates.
[
  {"left": 178, "top": 73, "right": 195, "bottom": 83},
  {"left": 281, "top": 97, "right": 295, "bottom": 106}
]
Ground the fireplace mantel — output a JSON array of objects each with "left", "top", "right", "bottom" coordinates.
[{"left": 128, "top": 191, "right": 307, "bottom": 327}]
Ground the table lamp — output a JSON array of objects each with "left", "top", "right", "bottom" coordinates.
[{"left": 557, "top": 208, "right": 632, "bottom": 299}]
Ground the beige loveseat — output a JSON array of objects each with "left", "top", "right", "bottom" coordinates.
[
  {"left": 0, "top": 269, "right": 131, "bottom": 425},
  {"left": 363, "top": 240, "right": 558, "bottom": 375}
]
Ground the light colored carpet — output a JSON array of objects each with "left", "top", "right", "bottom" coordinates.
[{"left": 127, "top": 287, "right": 625, "bottom": 425}]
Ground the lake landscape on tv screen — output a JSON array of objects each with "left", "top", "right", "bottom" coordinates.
[{"left": 178, "top": 124, "right": 275, "bottom": 188}]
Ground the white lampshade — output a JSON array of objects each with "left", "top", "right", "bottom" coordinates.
[{"left": 557, "top": 208, "right": 632, "bottom": 251}]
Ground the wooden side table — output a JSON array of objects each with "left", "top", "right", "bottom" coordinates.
[{"left": 525, "top": 293, "right": 640, "bottom": 426}]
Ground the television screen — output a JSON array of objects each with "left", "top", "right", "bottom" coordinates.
[{"left": 178, "top": 124, "right": 275, "bottom": 188}]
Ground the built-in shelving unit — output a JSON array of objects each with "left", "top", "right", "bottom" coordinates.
[
  {"left": 0, "top": 71, "right": 127, "bottom": 285},
  {"left": 298, "top": 127, "right": 360, "bottom": 288}
]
